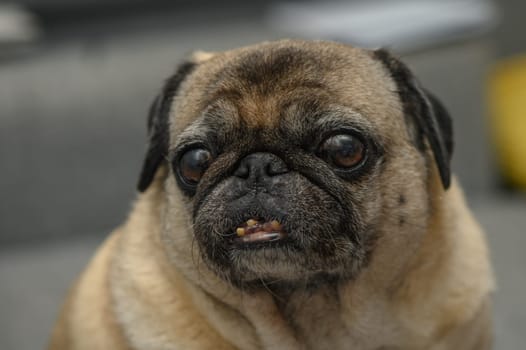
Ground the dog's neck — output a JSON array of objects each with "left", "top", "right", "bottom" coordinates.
[
  {"left": 190, "top": 277, "right": 363, "bottom": 349},
  {"left": 184, "top": 267, "right": 408, "bottom": 350},
  {"left": 260, "top": 283, "right": 364, "bottom": 349}
]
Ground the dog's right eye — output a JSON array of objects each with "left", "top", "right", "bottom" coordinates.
[{"left": 177, "top": 148, "right": 212, "bottom": 185}]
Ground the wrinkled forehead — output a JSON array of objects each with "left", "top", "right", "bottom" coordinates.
[{"left": 171, "top": 42, "right": 404, "bottom": 138}]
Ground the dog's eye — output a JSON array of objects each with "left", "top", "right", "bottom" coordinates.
[
  {"left": 178, "top": 148, "right": 212, "bottom": 184},
  {"left": 318, "top": 134, "right": 365, "bottom": 169}
]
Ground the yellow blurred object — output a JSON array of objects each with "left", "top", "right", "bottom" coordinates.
[{"left": 488, "top": 55, "right": 526, "bottom": 190}]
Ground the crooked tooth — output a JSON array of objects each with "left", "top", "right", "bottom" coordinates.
[
  {"left": 236, "top": 227, "right": 246, "bottom": 236},
  {"left": 270, "top": 220, "right": 282, "bottom": 230},
  {"left": 246, "top": 219, "right": 258, "bottom": 227}
]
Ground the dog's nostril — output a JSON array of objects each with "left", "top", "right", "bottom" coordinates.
[
  {"left": 266, "top": 161, "right": 288, "bottom": 176},
  {"left": 234, "top": 163, "right": 250, "bottom": 179}
]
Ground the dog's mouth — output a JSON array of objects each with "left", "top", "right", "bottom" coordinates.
[{"left": 233, "top": 218, "right": 288, "bottom": 244}]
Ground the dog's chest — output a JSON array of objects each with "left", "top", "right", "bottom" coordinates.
[{"left": 272, "top": 290, "right": 396, "bottom": 350}]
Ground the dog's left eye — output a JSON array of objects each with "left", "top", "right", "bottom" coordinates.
[
  {"left": 318, "top": 134, "right": 365, "bottom": 169},
  {"left": 178, "top": 148, "right": 212, "bottom": 185}
]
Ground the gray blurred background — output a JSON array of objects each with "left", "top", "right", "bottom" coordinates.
[{"left": 1, "top": 0, "right": 525, "bottom": 349}]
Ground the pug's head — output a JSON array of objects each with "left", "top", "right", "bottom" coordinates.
[{"left": 137, "top": 40, "right": 453, "bottom": 289}]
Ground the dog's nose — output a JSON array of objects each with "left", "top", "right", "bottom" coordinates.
[{"left": 234, "top": 152, "right": 289, "bottom": 182}]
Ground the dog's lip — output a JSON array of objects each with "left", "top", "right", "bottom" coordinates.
[
  {"left": 234, "top": 231, "right": 287, "bottom": 244},
  {"left": 233, "top": 217, "right": 288, "bottom": 244}
]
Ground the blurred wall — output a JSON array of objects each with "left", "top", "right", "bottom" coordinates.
[
  {"left": 0, "top": 4, "right": 278, "bottom": 245},
  {"left": 495, "top": 0, "right": 526, "bottom": 57}
]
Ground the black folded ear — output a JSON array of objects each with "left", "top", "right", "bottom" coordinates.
[
  {"left": 373, "top": 49, "right": 453, "bottom": 189},
  {"left": 137, "top": 61, "right": 196, "bottom": 192}
]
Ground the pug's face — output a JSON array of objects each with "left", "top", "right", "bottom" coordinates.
[{"left": 138, "top": 40, "right": 453, "bottom": 289}]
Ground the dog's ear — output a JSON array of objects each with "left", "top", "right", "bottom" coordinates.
[
  {"left": 137, "top": 61, "right": 196, "bottom": 192},
  {"left": 373, "top": 49, "right": 453, "bottom": 189}
]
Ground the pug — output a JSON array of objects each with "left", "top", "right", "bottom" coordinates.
[{"left": 48, "top": 39, "right": 494, "bottom": 350}]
